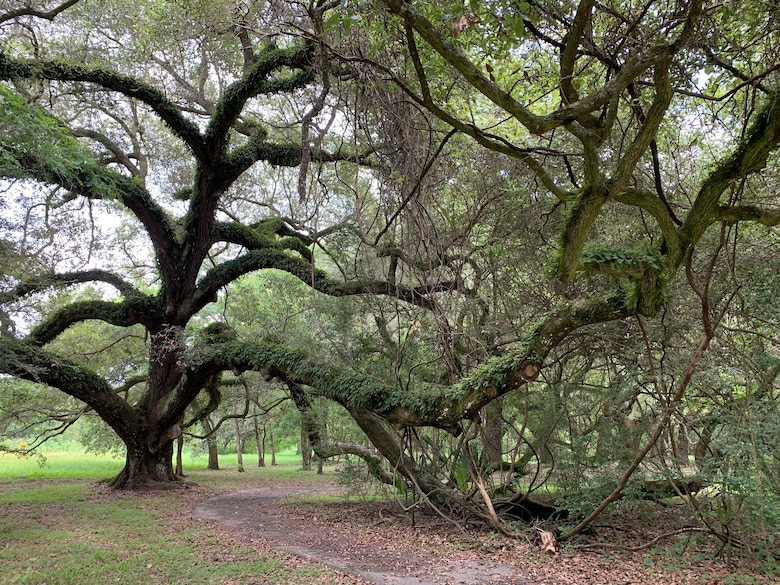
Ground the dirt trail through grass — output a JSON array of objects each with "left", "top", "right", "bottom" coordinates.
[{"left": 193, "top": 485, "right": 537, "bottom": 585}]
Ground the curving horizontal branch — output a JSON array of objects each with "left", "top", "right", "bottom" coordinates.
[
  {"left": 0, "top": 52, "right": 206, "bottom": 160},
  {"left": 26, "top": 295, "right": 162, "bottom": 346},
  {"left": 71, "top": 127, "right": 143, "bottom": 177},
  {"left": 212, "top": 217, "right": 313, "bottom": 246},
  {"left": 210, "top": 219, "right": 313, "bottom": 261},
  {"left": 217, "top": 139, "right": 373, "bottom": 194},
  {"left": 0, "top": 335, "right": 140, "bottom": 443},
  {"left": 177, "top": 289, "right": 632, "bottom": 433},
  {"left": 0, "top": 0, "right": 79, "bottom": 25},
  {"left": 0, "top": 270, "right": 137, "bottom": 305},
  {"left": 185, "top": 246, "right": 455, "bottom": 321},
  {"left": 6, "top": 150, "right": 182, "bottom": 286},
  {"left": 716, "top": 204, "right": 780, "bottom": 226}
]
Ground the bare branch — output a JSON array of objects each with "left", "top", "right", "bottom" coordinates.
[{"left": 0, "top": 0, "right": 80, "bottom": 25}]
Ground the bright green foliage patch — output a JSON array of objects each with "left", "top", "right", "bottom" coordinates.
[{"left": 0, "top": 450, "right": 124, "bottom": 480}]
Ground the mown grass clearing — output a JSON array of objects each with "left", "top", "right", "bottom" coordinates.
[{"left": 0, "top": 449, "right": 362, "bottom": 585}]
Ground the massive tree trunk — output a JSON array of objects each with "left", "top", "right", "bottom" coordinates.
[{"left": 110, "top": 438, "right": 178, "bottom": 489}]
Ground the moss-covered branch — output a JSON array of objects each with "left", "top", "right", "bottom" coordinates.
[
  {"left": 615, "top": 188, "right": 681, "bottom": 261},
  {"left": 608, "top": 56, "right": 673, "bottom": 191},
  {"left": 205, "top": 44, "right": 312, "bottom": 154},
  {"left": 0, "top": 52, "right": 206, "bottom": 159},
  {"left": 557, "top": 184, "right": 610, "bottom": 281},
  {"left": 223, "top": 141, "right": 372, "bottom": 179},
  {"left": 26, "top": 294, "right": 163, "bottom": 346},
  {"left": 0, "top": 269, "right": 136, "bottom": 305},
  {"left": 0, "top": 335, "right": 141, "bottom": 443},
  {"left": 674, "top": 91, "right": 780, "bottom": 268},
  {"left": 178, "top": 290, "right": 631, "bottom": 432},
  {"left": 716, "top": 204, "right": 780, "bottom": 226},
  {"left": 210, "top": 219, "right": 313, "bottom": 260},
  {"left": 447, "top": 290, "right": 632, "bottom": 423}
]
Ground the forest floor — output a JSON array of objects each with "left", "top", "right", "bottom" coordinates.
[{"left": 192, "top": 483, "right": 775, "bottom": 585}]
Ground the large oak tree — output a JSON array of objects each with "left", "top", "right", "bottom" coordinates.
[{"left": 1, "top": 0, "right": 779, "bottom": 541}]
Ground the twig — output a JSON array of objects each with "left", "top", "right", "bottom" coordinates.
[{"left": 576, "top": 527, "right": 709, "bottom": 552}]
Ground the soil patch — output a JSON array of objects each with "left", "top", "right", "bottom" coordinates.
[
  {"left": 193, "top": 484, "right": 774, "bottom": 585},
  {"left": 194, "top": 485, "right": 533, "bottom": 585}
]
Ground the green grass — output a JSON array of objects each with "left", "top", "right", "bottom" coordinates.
[
  {"left": 0, "top": 448, "right": 357, "bottom": 585},
  {"left": 0, "top": 448, "right": 325, "bottom": 481},
  {"left": 0, "top": 449, "right": 124, "bottom": 479}
]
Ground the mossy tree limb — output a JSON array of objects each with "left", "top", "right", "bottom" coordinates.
[
  {"left": 0, "top": 335, "right": 142, "bottom": 445},
  {"left": 672, "top": 91, "right": 780, "bottom": 271},
  {"left": 168, "top": 290, "right": 631, "bottom": 434},
  {"left": 26, "top": 296, "right": 163, "bottom": 346},
  {"left": 0, "top": 269, "right": 136, "bottom": 304},
  {"left": 0, "top": 52, "right": 207, "bottom": 159}
]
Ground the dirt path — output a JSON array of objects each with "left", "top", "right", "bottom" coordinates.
[{"left": 193, "top": 485, "right": 539, "bottom": 585}]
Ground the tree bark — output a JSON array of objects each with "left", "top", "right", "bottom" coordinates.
[
  {"left": 253, "top": 408, "right": 265, "bottom": 467},
  {"left": 347, "top": 406, "right": 473, "bottom": 513},
  {"left": 110, "top": 439, "right": 178, "bottom": 489},
  {"left": 175, "top": 432, "right": 185, "bottom": 477},
  {"left": 201, "top": 415, "right": 220, "bottom": 470},
  {"left": 232, "top": 403, "right": 245, "bottom": 472},
  {"left": 269, "top": 424, "right": 277, "bottom": 465},
  {"left": 301, "top": 424, "right": 312, "bottom": 470},
  {"left": 481, "top": 397, "right": 504, "bottom": 467}
]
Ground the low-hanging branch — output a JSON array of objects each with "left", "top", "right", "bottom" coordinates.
[
  {"left": 177, "top": 289, "right": 633, "bottom": 432},
  {"left": 0, "top": 336, "right": 140, "bottom": 443}
]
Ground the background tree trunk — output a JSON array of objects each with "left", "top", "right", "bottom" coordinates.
[
  {"left": 201, "top": 416, "right": 220, "bottom": 470},
  {"left": 301, "top": 424, "right": 312, "bottom": 470},
  {"left": 481, "top": 397, "right": 505, "bottom": 468},
  {"left": 253, "top": 408, "right": 265, "bottom": 467},
  {"left": 270, "top": 424, "right": 277, "bottom": 465},
  {"left": 232, "top": 405, "right": 244, "bottom": 473},
  {"left": 175, "top": 432, "right": 185, "bottom": 477}
]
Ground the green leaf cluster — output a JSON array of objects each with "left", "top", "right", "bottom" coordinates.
[
  {"left": 580, "top": 243, "right": 662, "bottom": 274},
  {"left": 0, "top": 87, "right": 118, "bottom": 198}
]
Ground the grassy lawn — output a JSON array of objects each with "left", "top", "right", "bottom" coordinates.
[{"left": 0, "top": 448, "right": 357, "bottom": 585}]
